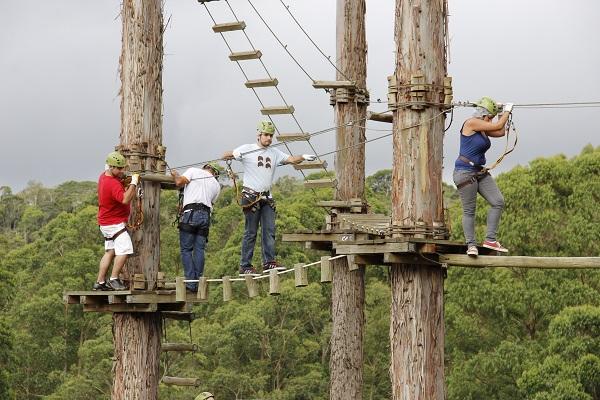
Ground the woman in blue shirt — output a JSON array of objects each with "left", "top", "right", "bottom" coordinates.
[{"left": 453, "top": 97, "right": 513, "bottom": 256}]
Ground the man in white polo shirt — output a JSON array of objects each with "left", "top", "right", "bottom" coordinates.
[
  {"left": 222, "top": 120, "right": 316, "bottom": 276},
  {"left": 171, "top": 163, "right": 221, "bottom": 292}
]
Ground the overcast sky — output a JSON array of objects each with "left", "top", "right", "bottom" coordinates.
[{"left": 1, "top": 0, "right": 598, "bottom": 192}]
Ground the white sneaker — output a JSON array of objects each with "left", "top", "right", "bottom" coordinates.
[{"left": 466, "top": 245, "right": 478, "bottom": 257}]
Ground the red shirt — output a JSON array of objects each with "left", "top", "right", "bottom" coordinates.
[{"left": 97, "top": 173, "right": 130, "bottom": 226}]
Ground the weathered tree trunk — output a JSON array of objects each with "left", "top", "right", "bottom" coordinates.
[
  {"left": 389, "top": 0, "right": 448, "bottom": 399},
  {"left": 329, "top": 1, "right": 367, "bottom": 399},
  {"left": 113, "top": 1, "right": 164, "bottom": 399}
]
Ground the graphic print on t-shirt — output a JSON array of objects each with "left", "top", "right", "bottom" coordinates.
[{"left": 257, "top": 156, "right": 272, "bottom": 169}]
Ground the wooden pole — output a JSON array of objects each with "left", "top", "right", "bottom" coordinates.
[
  {"left": 389, "top": 0, "right": 448, "bottom": 399},
  {"left": 440, "top": 255, "right": 600, "bottom": 269},
  {"left": 330, "top": 1, "right": 367, "bottom": 399},
  {"left": 112, "top": 1, "right": 164, "bottom": 399}
]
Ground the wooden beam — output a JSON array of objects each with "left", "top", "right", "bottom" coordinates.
[
  {"left": 83, "top": 303, "right": 158, "bottom": 313},
  {"left": 140, "top": 173, "right": 175, "bottom": 184},
  {"left": 367, "top": 111, "right": 393, "bottom": 123},
  {"left": 439, "top": 255, "right": 600, "bottom": 269}
]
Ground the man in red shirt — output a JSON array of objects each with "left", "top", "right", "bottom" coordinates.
[{"left": 94, "top": 151, "right": 140, "bottom": 291}]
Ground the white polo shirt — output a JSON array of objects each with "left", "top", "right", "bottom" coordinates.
[{"left": 181, "top": 168, "right": 221, "bottom": 208}]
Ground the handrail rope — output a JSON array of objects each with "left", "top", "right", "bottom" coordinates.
[
  {"left": 243, "top": 0, "right": 315, "bottom": 82},
  {"left": 277, "top": 0, "right": 353, "bottom": 82},
  {"left": 181, "top": 254, "right": 347, "bottom": 283}
]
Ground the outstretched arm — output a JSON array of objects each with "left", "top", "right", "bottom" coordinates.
[{"left": 283, "top": 154, "right": 317, "bottom": 165}]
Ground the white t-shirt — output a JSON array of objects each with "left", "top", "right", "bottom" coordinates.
[
  {"left": 181, "top": 168, "right": 221, "bottom": 208},
  {"left": 233, "top": 143, "right": 290, "bottom": 192}
]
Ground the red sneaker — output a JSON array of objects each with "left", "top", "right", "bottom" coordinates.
[{"left": 482, "top": 240, "right": 508, "bottom": 253}]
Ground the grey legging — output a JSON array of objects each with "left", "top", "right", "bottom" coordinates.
[{"left": 453, "top": 169, "right": 505, "bottom": 246}]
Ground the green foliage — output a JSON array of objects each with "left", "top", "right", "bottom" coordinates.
[{"left": 0, "top": 148, "right": 598, "bottom": 399}]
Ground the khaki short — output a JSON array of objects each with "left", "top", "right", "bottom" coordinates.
[{"left": 100, "top": 223, "right": 133, "bottom": 256}]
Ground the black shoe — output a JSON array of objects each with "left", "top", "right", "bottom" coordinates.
[
  {"left": 239, "top": 266, "right": 260, "bottom": 277},
  {"left": 108, "top": 278, "right": 127, "bottom": 291},
  {"left": 92, "top": 281, "right": 113, "bottom": 291},
  {"left": 263, "top": 261, "right": 285, "bottom": 273}
]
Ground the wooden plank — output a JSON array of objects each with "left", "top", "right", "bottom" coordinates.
[
  {"left": 312, "top": 80, "right": 355, "bottom": 89},
  {"left": 282, "top": 232, "right": 357, "bottom": 243},
  {"left": 304, "top": 178, "right": 337, "bottom": 188},
  {"left": 175, "top": 277, "right": 185, "bottom": 302},
  {"left": 161, "top": 311, "right": 195, "bottom": 322},
  {"left": 126, "top": 293, "right": 176, "bottom": 304},
  {"left": 223, "top": 276, "right": 233, "bottom": 302},
  {"left": 245, "top": 78, "right": 278, "bottom": 88},
  {"left": 229, "top": 50, "right": 262, "bottom": 61},
  {"left": 276, "top": 133, "right": 310, "bottom": 142},
  {"left": 320, "top": 256, "right": 332, "bottom": 283},
  {"left": 212, "top": 21, "right": 246, "bottom": 32},
  {"left": 335, "top": 242, "right": 415, "bottom": 255},
  {"left": 108, "top": 295, "right": 127, "bottom": 304},
  {"left": 439, "top": 255, "right": 600, "bottom": 269},
  {"left": 161, "top": 376, "right": 201, "bottom": 387},
  {"left": 162, "top": 343, "right": 198, "bottom": 352},
  {"left": 83, "top": 303, "right": 157, "bottom": 313},
  {"left": 64, "top": 290, "right": 132, "bottom": 296},
  {"left": 260, "top": 105, "right": 295, "bottom": 115},
  {"left": 245, "top": 275, "right": 259, "bottom": 298},
  {"left": 64, "top": 294, "right": 80, "bottom": 304},
  {"left": 346, "top": 255, "right": 364, "bottom": 271},
  {"left": 293, "top": 160, "right": 328, "bottom": 170},
  {"left": 294, "top": 263, "right": 308, "bottom": 287}
]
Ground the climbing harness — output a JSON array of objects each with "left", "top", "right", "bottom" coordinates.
[
  {"left": 104, "top": 227, "right": 128, "bottom": 242},
  {"left": 225, "top": 160, "right": 268, "bottom": 211},
  {"left": 178, "top": 203, "right": 211, "bottom": 238}
]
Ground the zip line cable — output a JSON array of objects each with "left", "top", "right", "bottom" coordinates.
[{"left": 276, "top": 0, "right": 353, "bottom": 82}]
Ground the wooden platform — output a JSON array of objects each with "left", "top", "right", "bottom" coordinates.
[{"left": 63, "top": 289, "right": 204, "bottom": 313}]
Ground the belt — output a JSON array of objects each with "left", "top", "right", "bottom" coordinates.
[
  {"left": 183, "top": 203, "right": 210, "bottom": 212},
  {"left": 458, "top": 155, "right": 485, "bottom": 169}
]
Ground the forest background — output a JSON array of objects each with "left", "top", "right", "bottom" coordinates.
[{"left": 0, "top": 146, "right": 599, "bottom": 400}]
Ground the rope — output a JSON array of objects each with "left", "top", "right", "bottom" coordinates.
[
  {"left": 245, "top": 0, "right": 315, "bottom": 82},
  {"left": 277, "top": 0, "right": 352, "bottom": 82},
  {"left": 127, "top": 186, "right": 144, "bottom": 231},
  {"left": 182, "top": 254, "right": 347, "bottom": 283}
]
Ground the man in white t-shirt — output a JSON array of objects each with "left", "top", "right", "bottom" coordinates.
[
  {"left": 171, "top": 163, "right": 221, "bottom": 292},
  {"left": 223, "top": 120, "right": 316, "bottom": 276}
]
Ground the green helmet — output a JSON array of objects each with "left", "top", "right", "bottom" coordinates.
[
  {"left": 202, "top": 163, "right": 221, "bottom": 178},
  {"left": 106, "top": 151, "right": 127, "bottom": 168},
  {"left": 195, "top": 392, "right": 214, "bottom": 400},
  {"left": 475, "top": 96, "right": 499, "bottom": 116},
  {"left": 257, "top": 120, "right": 275, "bottom": 135}
]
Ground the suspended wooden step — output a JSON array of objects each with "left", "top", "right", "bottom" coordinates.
[
  {"left": 276, "top": 133, "right": 310, "bottom": 142},
  {"left": 161, "top": 311, "right": 195, "bottom": 321},
  {"left": 212, "top": 21, "right": 246, "bottom": 33},
  {"left": 162, "top": 343, "right": 198, "bottom": 352},
  {"left": 260, "top": 105, "right": 295, "bottom": 115},
  {"left": 161, "top": 376, "right": 201, "bottom": 387},
  {"left": 304, "top": 178, "right": 337, "bottom": 188},
  {"left": 245, "top": 78, "right": 278, "bottom": 88},
  {"left": 229, "top": 50, "right": 262, "bottom": 61},
  {"left": 312, "top": 80, "right": 355, "bottom": 89},
  {"left": 293, "top": 160, "right": 328, "bottom": 170}
]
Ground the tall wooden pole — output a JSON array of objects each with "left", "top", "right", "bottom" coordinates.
[
  {"left": 329, "top": 0, "right": 367, "bottom": 399},
  {"left": 389, "top": 0, "right": 448, "bottom": 399},
  {"left": 112, "top": 1, "right": 164, "bottom": 399}
]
